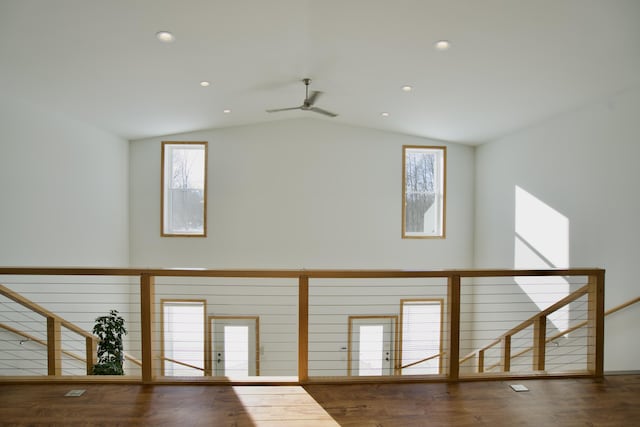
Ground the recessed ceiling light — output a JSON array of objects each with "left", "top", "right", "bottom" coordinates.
[
  {"left": 200, "top": 81, "right": 210, "bottom": 87},
  {"left": 435, "top": 40, "right": 451, "bottom": 51},
  {"left": 156, "top": 31, "right": 175, "bottom": 43},
  {"left": 381, "top": 112, "right": 390, "bottom": 117},
  {"left": 401, "top": 85, "right": 413, "bottom": 92},
  {"left": 223, "top": 109, "right": 231, "bottom": 114}
]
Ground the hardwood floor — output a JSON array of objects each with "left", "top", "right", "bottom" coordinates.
[{"left": 0, "top": 375, "right": 638, "bottom": 426}]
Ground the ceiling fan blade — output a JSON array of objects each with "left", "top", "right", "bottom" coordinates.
[
  {"left": 267, "top": 80, "right": 338, "bottom": 117},
  {"left": 309, "top": 106, "right": 338, "bottom": 117},
  {"left": 265, "top": 106, "right": 302, "bottom": 113},
  {"left": 306, "top": 90, "right": 322, "bottom": 105}
]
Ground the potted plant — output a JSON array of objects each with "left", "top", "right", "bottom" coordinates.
[{"left": 92, "top": 309, "right": 127, "bottom": 375}]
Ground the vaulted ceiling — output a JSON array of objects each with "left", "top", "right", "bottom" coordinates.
[{"left": 1, "top": 0, "right": 639, "bottom": 144}]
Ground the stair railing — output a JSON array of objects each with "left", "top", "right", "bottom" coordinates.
[
  {"left": 0, "top": 284, "right": 97, "bottom": 375},
  {"left": 473, "top": 294, "right": 640, "bottom": 373}
]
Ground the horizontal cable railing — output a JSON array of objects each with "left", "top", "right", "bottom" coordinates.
[
  {"left": 0, "top": 283, "right": 98, "bottom": 375},
  {"left": 0, "top": 276, "right": 141, "bottom": 377},
  {"left": 307, "top": 276, "right": 448, "bottom": 380},
  {"left": 0, "top": 267, "right": 619, "bottom": 385},
  {"left": 152, "top": 276, "right": 298, "bottom": 380},
  {"left": 459, "top": 283, "right": 592, "bottom": 375}
]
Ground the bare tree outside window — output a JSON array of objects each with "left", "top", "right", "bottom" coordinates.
[
  {"left": 402, "top": 146, "right": 445, "bottom": 238},
  {"left": 162, "top": 142, "right": 207, "bottom": 236}
]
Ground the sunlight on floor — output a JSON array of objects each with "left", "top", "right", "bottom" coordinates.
[{"left": 232, "top": 386, "right": 340, "bottom": 426}]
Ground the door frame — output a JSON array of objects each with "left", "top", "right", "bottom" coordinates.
[
  {"left": 347, "top": 315, "right": 399, "bottom": 376},
  {"left": 208, "top": 315, "right": 260, "bottom": 376}
]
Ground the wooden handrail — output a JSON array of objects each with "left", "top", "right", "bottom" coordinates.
[
  {"left": 460, "top": 339, "right": 500, "bottom": 365},
  {"left": 0, "top": 267, "right": 609, "bottom": 384},
  {"left": 484, "top": 360, "right": 501, "bottom": 372},
  {"left": 0, "top": 322, "right": 86, "bottom": 363},
  {"left": 0, "top": 322, "right": 48, "bottom": 347},
  {"left": 474, "top": 293, "right": 638, "bottom": 373},
  {"left": 0, "top": 267, "right": 605, "bottom": 278},
  {"left": 1, "top": 283, "right": 98, "bottom": 375},
  {"left": 503, "top": 285, "right": 589, "bottom": 338},
  {"left": 547, "top": 295, "right": 640, "bottom": 342},
  {"left": 498, "top": 295, "right": 640, "bottom": 365},
  {"left": 125, "top": 353, "right": 143, "bottom": 367},
  {"left": 0, "top": 284, "right": 94, "bottom": 339},
  {"left": 0, "top": 284, "right": 145, "bottom": 372},
  {"left": 400, "top": 352, "right": 445, "bottom": 370},
  {"left": 606, "top": 296, "right": 640, "bottom": 316},
  {"left": 461, "top": 285, "right": 590, "bottom": 365},
  {"left": 0, "top": 322, "right": 142, "bottom": 368},
  {"left": 162, "top": 357, "right": 205, "bottom": 372}
]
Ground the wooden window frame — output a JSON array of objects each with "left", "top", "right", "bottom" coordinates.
[
  {"left": 161, "top": 141, "right": 208, "bottom": 237},
  {"left": 402, "top": 145, "right": 446, "bottom": 239}
]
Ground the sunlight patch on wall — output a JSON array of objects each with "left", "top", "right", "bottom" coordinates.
[{"left": 515, "top": 186, "right": 569, "bottom": 331}]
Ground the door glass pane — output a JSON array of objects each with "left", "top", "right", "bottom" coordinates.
[
  {"left": 224, "top": 325, "right": 249, "bottom": 376},
  {"left": 211, "top": 317, "right": 258, "bottom": 377},
  {"left": 359, "top": 325, "right": 384, "bottom": 376}
]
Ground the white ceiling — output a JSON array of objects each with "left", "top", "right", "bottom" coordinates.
[{"left": 1, "top": 0, "right": 639, "bottom": 144}]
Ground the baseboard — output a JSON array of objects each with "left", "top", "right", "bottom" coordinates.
[{"left": 604, "top": 370, "right": 640, "bottom": 375}]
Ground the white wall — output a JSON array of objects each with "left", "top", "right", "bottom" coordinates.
[
  {"left": 0, "top": 98, "right": 129, "bottom": 266},
  {"left": 474, "top": 86, "right": 640, "bottom": 371},
  {"left": 130, "top": 118, "right": 475, "bottom": 270},
  {"left": 0, "top": 98, "right": 131, "bottom": 375}
]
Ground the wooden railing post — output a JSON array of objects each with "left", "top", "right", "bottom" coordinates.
[
  {"left": 204, "top": 317, "right": 212, "bottom": 377},
  {"left": 298, "top": 274, "right": 309, "bottom": 383},
  {"left": 502, "top": 335, "right": 511, "bottom": 372},
  {"left": 478, "top": 350, "right": 485, "bottom": 373},
  {"left": 448, "top": 274, "right": 461, "bottom": 380},
  {"left": 587, "top": 271, "right": 605, "bottom": 377},
  {"left": 85, "top": 337, "right": 97, "bottom": 375},
  {"left": 533, "top": 316, "right": 547, "bottom": 371},
  {"left": 140, "top": 273, "right": 155, "bottom": 384},
  {"left": 47, "top": 316, "right": 61, "bottom": 376}
]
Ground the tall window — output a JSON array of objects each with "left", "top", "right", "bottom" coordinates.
[
  {"left": 400, "top": 299, "right": 443, "bottom": 375},
  {"left": 402, "top": 146, "right": 446, "bottom": 238},
  {"left": 161, "top": 141, "right": 207, "bottom": 236},
  {"left": 161, "top": 300, "right": 206, "bottom": 376}
]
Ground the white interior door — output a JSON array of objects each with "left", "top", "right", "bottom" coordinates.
[
  {"left": 211, "top": 317, "right": 258, "bottom": 377},
  {"left": 349, "top": 317, "right": 396, "bottom": 376}
]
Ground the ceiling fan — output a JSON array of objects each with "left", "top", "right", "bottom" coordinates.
[{"left": 266, "top": 78, "right": 338, "bottom": 117}]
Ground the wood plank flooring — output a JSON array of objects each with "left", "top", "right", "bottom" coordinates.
[{"left": 0, "top": 375, "right": 639, "bottom": 426}]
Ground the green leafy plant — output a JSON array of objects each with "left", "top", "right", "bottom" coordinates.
[{"left": 92, "top": 309, "right": 127, "bottom": 375}]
